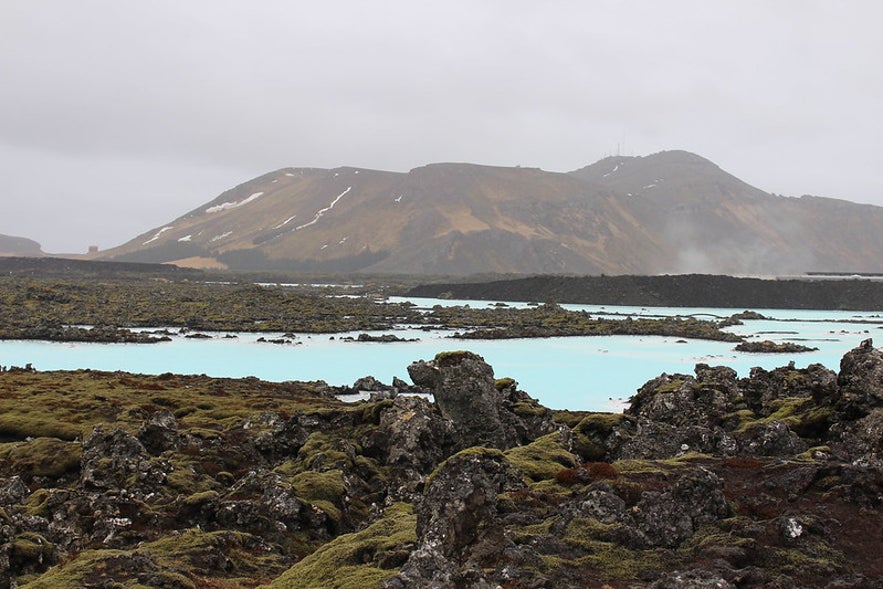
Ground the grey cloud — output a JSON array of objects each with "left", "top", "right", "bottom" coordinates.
[{"left": 2, "top": 0, "right": 882, "bottom": 252}]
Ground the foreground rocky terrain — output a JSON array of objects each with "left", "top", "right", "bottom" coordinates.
[{"left": 2, "top": 341, "right": 883, "bottom": 588}]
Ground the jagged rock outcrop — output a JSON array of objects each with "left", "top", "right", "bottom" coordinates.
[
  {"left": 631, "top": 467, "right": 731, "bottom": 548},
  {"left": 366, "top": 395, "right": 457, "bottom": 499},
  {"left": 408, "top": 351, "right": 515, "bottom": 450},
  {"left": 383, "top": 448, "right": 525, "bottom": 589},
  {"left": 834, "top": 338, "right": 883, "bottom": 417},
  {"left": 80, "top": 426, "right": 170, "bottom": 493},
  {"left": 407, "top": 351, "right": 556, "bottom": 451}
]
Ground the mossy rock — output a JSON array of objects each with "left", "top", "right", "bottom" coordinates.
[
  {"left": 0, "top": 414, "right": 82, "bottom": 442},
  {"left": 612, "top": 453, "right": 703, "bottom": 476},
  {"left": 530, "top": 516, "right": 668, "bottom": 580},
  {"left": 182, "top": 489, "right": 220, "bottom": 507},
  {"left": 291, "top": 469, "right": 346, "bottom": 522},
  {"left": 511, "top": 400, "right": 548, "bottom": 418},
  {"left": 427, "top": 446, "right": 506, "bottom": 486},
  {"left": 494, "top": 377, "right": 516, "bottom": 391},
  {"left": 572, "top": 412, "right": 629, "bottom": 461},
  {"left": 24, "top": 488, "right": 52, "bottom": 517},
  {"left": 296, "top": 432, "right": 354, "bottom": 470},
  {"left": 11, "top": 532, "right": 54, "bottom": 566},
  {"left": 20, "top": 549, "right": 144, "bottom": 588},
  {"left": 23, "top": 529, "right": 290, "bottom": 587},
  {"left": 266, "top": 503, "right": 417, "bottom": 589},
  {"left": 504, "top": 432, "right": 577, "bottom": 485},
  {"left": 738, "top": 397, "right": 833, "bottom": 438},
  {"left": 549, "top": 410, "right": 587, "bottom": 428},
  {"left": 434, "top": 350, "right": 475, "bottom": 367},
  {"left": 6, "top": 437, "right": 82, "bottom": 480}
]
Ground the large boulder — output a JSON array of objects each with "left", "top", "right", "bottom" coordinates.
[
  {"left": 80, "top": 427, "right": 169, "bottom": 494},
  {"left": 383, "top": 447, "right": 524, "bottom": 589},
  {"left": 632, "top": 467, "right": 731, "bottom": 548},
  {"left": 627, "top": 364, "right": 742, "bottom": 428},
  {"left": 835, "top": 339, "right": 883, "bottom": 418},
  {"left": 408, "top": 351, "right": 554, "bottom": 451},
  {"left": 742, "top": 362, "right": 837, "bottom": 416}
]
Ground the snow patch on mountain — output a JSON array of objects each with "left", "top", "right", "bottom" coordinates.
[
  {"left": 275, "top": 215, "right": 297, "bottom": 229},
  {"left": 206, "top": 192, "right": 264, "bottom": 213},
  {"left": 294, "top": 187, "right": 352, "bottom": 231},
  {"left": 602, "top": 164, "right": 620, "bottom": 177},
  {"left": 143, "top": 226, "right": 173, "bottom": 245}
]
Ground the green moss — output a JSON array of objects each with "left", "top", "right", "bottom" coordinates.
[
  {"left": 563, "top": 516, "right": 616, "bottom": 547},
  {"left": 511, "top": 401, "right": 548, "bottom": 417},
  {"left": 11, "top": 532, "right": 53, "bottom": 564},
  {"left": 296, "top": 432, "right": 352, "bottom": 470},
  {"left": 0, "top": 414, "right": 83, "bottom": 442},
  {"left": 539, "top": 518, "right": 670, "bottom": 580},
  {"left": 766, "top": 398, "right": 811, "bottom": 421},
  {"left": 736, "top": 397, "right": 833, "bottom": 437},
  {"left": 25, "top": 488, "right": 52, "bottom": 517},
  {"left": 574, "top": 412, "right": 627, "bottom": 432},
  {"left": 291, "top": 469, "right": 345, "bottom": 503},
  {"left": 182, "top": 490, "right": 220, "bottom": 507},
  {"left": 291, "top": 470, "right": 346, "bottom": 522},
  {"left": 795, "top": 445, "right": 831, "bottom": 462},
  {"left": 494, "top": 377, "right": 516, "bottom": 391},
  {"left": 721, "top": 409, "right": 755, "bottom": 431},
  {"left": 20, "top": 549, "right": 134, "bottom": 589},
  {"left": 763, "top": 542, "right": 846, "bottom": 576},
  {"left": 654, "top": 379, "right": 686, "bottom": 394},
  {"left": 788, "top": 406, "right": 833, "bottom": 438},
  {"left": 434, "top": 350, "right": 473, "bottom": 367},
  {"left": 504, "top": 433, "right": 577, "bottom": 485},
  {"left": 681, "top": 523, "right": 754, "bottom": 552},
  {"left": 549, "top": 410, "right": 585, "bottom": 428},
  {"left": 572, "top": 413, "right": 628, "bottom": 461},
  {"left": 266, "top": 503, "right": 417, "bottom": 589},
  {"left": 6, "top": 437, "right": 82, "bottom": 479},
  {"left": 613, "top": 453, "right": 701, "bottom": 476},
  {"left": 511, "top": 518, "right": 554, "bottom": 542}
]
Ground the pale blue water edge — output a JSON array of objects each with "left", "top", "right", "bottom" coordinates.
[{"left": 2, "top": 300, "right": 881, "bottom": 411}]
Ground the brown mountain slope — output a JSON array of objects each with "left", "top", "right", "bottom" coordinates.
[
  {"left": 98, "top": 151, "right": 883, "bottom": 275},
  {"left": 0, "top": 233, "right": 42, "bottom": 256}
]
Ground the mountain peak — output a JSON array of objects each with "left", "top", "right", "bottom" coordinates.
[{"left": 96, "top": 151, "right": 883, "bottom": 275}]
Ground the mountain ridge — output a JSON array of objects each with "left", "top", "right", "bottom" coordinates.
[
  {"left": 0, "top": 233, "right": 43, "bottom": 256},
  {"left": 96, "top": 150, "right": 883, "bottom": 275}
]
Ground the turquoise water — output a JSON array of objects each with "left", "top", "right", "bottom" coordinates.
[{"left": 2, "top": 302, "right": 881, "bottom": 411}]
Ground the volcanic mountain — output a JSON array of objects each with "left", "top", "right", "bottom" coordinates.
[
  {"left": 0, "top": 233, "right": 43, "bottom": 256},
  {"left": 98, "top": 151, "right": 883, "bottom": 275}
]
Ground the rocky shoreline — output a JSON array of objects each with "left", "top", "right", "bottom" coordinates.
[
  {"left": 0, "top": 277, "right": 743, "bottom": 344},
  {"left": 2, "top": 341, "right": 883, "bottom": 587}
]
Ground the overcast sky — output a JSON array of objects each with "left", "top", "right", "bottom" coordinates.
[{"left": 2, "top": 1, "right": 881, "bottom": 253}]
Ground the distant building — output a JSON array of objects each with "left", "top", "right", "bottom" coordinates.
[{"left": 88, "top": 245, "right": 99, "bottom": 254}]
